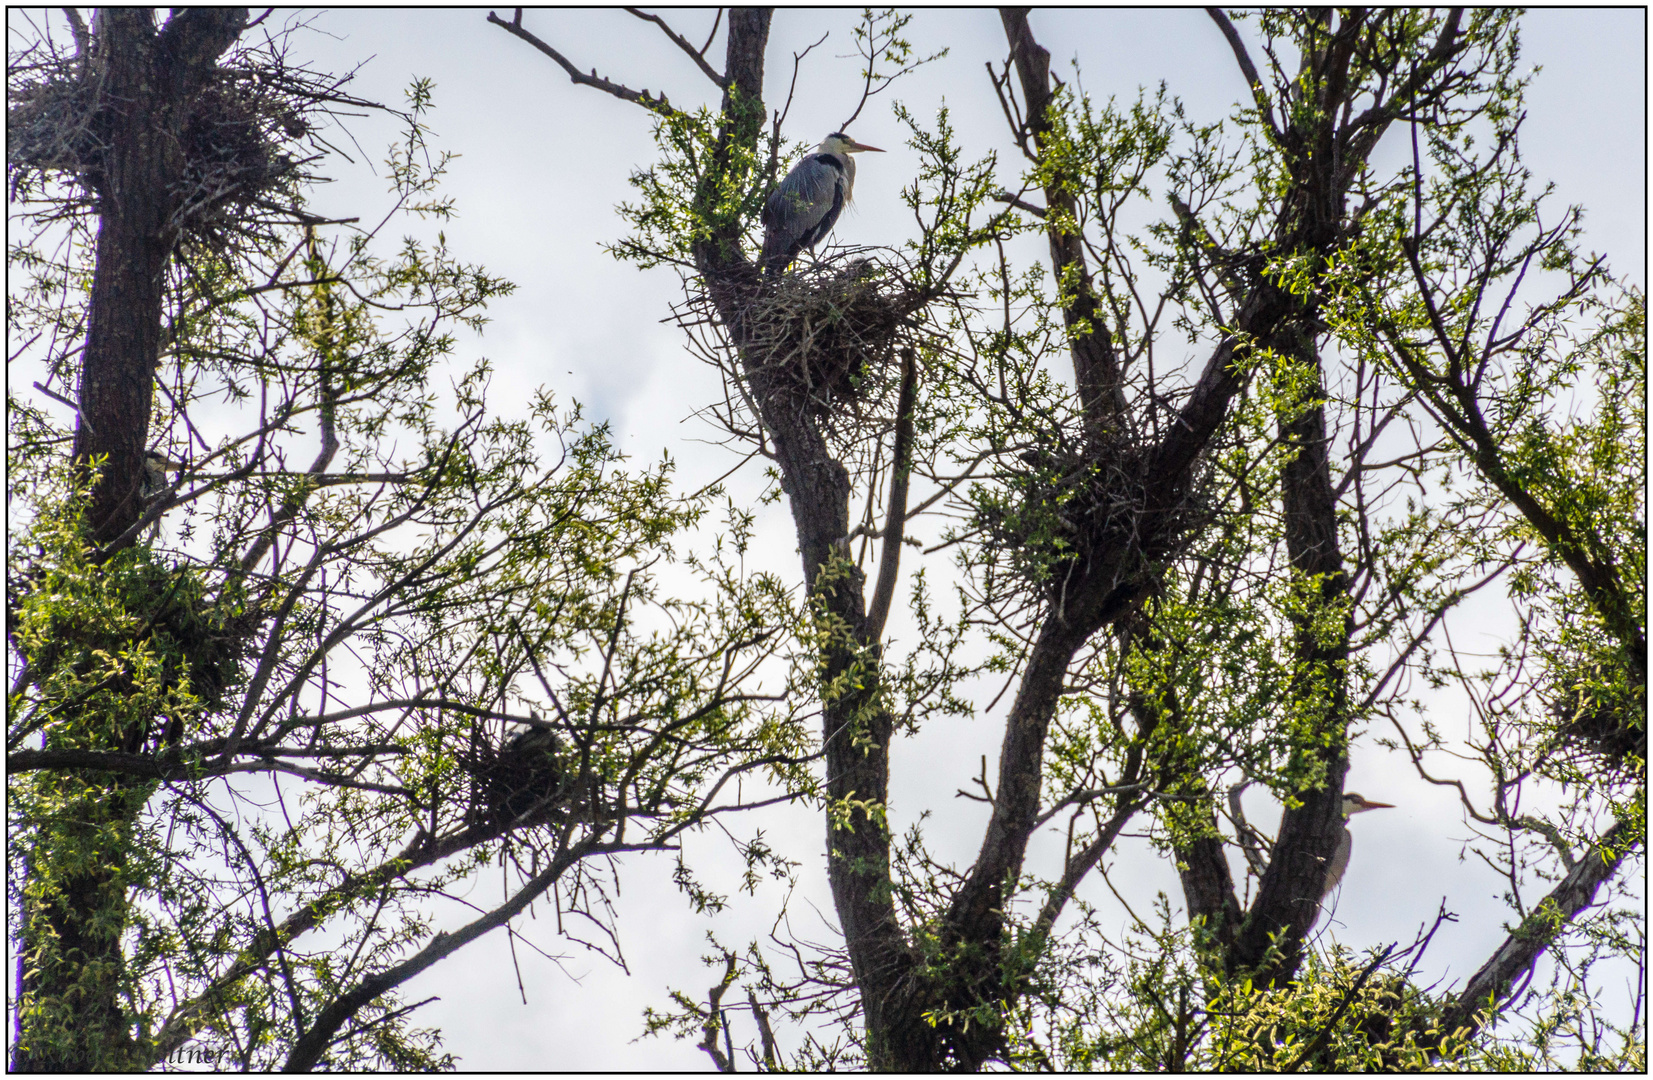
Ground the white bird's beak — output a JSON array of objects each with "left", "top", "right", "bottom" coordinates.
[
  {"left": 1354, "top": 799, "right": 1394, "bottom": 811},
  {"left": 844, "top": 139, "right": 884, "bottom": 153}
]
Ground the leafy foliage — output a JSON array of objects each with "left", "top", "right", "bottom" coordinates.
[{"left": 9, "top": 18, "right": 809, "bottom": 1070}]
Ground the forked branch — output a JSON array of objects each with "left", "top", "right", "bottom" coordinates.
[
  {"left": 624, "top": 7, "right": 728, "bottom": 88},
  {"left": 486, "top": 8, "right": 684, "bottom": 119}
]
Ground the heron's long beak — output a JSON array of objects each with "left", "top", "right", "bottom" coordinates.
[
  {"left": 845, "top": 139, "right": 884, "bottom": 153},
  {"left": 1358, "top": 800, "right": 1395, "bottom": 810}
]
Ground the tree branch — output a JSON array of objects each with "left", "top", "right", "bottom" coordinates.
[
  {"left": 282, "top": 837, "right": 596, "bottom": 1071},
  {"left": 1205, "top": 8, "right": 1282, "bottom": 142},
  {"left": 865, "top": 348, "right": 918, "bottom": 643},
  {"left": 998, "top": 6, "right": 1125, "bottom": 436},
  {"left": 1436, "top": 818, "right": 1639, "bottom": 1045},
  {"left": 992, "top": 189, "right": 1046, "bottom": 218},
  {"left": 1345, "top": 9, "right": 1467, "bottom": 163},
  {"left": 624, "top": 7, "right": 728, "bottom": 88},
  {"left": 6, "top": 747, "right": 408, "bottom": 795},
  {"left": 487, "top": 8, "right": 683, "bottom": 119},
  {"left": 148, "top": 823, "right": 502, "bottom": 1063}
]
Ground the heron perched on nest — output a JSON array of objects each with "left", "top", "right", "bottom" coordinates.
[{"left": 760, "top": 132, "right": 884, "bottom": 276}]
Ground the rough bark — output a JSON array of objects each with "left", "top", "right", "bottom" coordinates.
[
  {"left": 999, "top": 7, "right": 1126, "bottom": 437},
  {"left": 14, "top": 9, "right": 248, "bottom": 1072},
  {"left": 70, "top": 7, "right": 248, "bottom": 548},
  {"left": 686, "top": 10, "right": 947, "bottom": 1069},
  {"left": 1229, "top": 329, "right": 1356, "bottom": 983},
  {"left": 1176, "top": 823, "right": 1244, "bottom": 951},
  {"left": 1183, "top": 8, "right": 1460, "bottom": 989}
]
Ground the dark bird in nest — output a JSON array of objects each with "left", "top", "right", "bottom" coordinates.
[
  {"left": 485, "top": 725, "right": 565, "bottom": 828},
  {"left": 761, "top": 132, "right": 883, "bottom": 277}
]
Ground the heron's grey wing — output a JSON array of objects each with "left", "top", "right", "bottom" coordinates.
[
  {"left": 760, "top": 177, "right": 807, "bottom": 270},
  {"left": 762, "top": 157, "right": 842, "bottom": 270},
  {"left": 773, "top": 160, "right": 841, "bottom": 231},
  {"left": 1323, "top": 826, "right": 1353, "bottom": 898},
  {"left": 759, "top": 224, "right": 790, "bottom": 273},
  {"left": 803, "top": 173, "right": 846, "bottom": 249}
]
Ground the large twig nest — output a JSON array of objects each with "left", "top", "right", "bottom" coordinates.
[
  {"left": 679, "top": 247, "right": 939, "bottom": 425},
  {"left": 740, "top": 253, "right": 917, "bottom": 411},
  {"left": 977, "top": 434, "right": 1214, "bottom": 603},
  {"left": 8, "top": 28, "right": 368, "bottom": 243},
  {"left": 1548, "top": 674, "right": 1645, "bottom": 776},
  {"left": 20, "top": 554, "right": 264, "bottom": 752}
]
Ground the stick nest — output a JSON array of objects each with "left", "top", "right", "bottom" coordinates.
[
  {"left": 1548, "top": 675, "right": 1645, "bottom": 777},
  {"left": 977, "top": 436, "right": 1214, "bottom": 604},
  {"left": 461, "top": 725, "right": 570, "bottom": 831},
  {"left": 8, "top": 29, "right": 355, "bottom": 243},
  {"left": 682, "top": 248, "right": 939, "bottom": 427}
]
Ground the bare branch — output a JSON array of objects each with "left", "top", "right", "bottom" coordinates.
[
  {"left": 282, "top": 836, "right": 598, "bottom": 1071},
  {"left": 5, "top": 747, "right": 409, "bottom": 795},
  {"left": 865, "top": 349, "right": 918, "bottom": 642},
  {"left": 624, "top": 7, "right": 728, "bottom": 88},
  {"left": 699, "top": 8, "right": 723, "bottom": 58},
  {"left": 487, "top": 8, "right": 683, "bottom": 118},
  {"left": 1206, "top": 8, "right": 1282, "bottom": 142},
  {"left": 772, "top": 31, "right": 828, "bottom": 156},
  {"left": 991, "top": 189, "right": 1046, "bottom": 219},
  {"left": 1436, "top": 819, "right": 1638, "bottom": 1047}
]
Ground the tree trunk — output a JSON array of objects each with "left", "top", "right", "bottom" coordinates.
[
  {"left": 14, "top": 9, "right": 247, "bottom": 1071},
  {"left": 1228, "top": 330, "right": 1356, "bottom": 983},
  {"left": 70, "top": 7, "right": 248, "bottom": 547},
  {"left": 689, "top": 10, "right": 945, "bottom": 1069},
  {"left": 999, "top": 7, "right": 1126, "bottom": 437}
]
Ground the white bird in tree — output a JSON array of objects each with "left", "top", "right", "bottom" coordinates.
[{"left": 1324, "top": 792, "right": 1394, "bottom": 898}]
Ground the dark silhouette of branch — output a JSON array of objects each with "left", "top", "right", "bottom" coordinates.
[
  {"left": 1206, "top": 8, "right": 1282, "bottom": 142},
  {"left": 865, "top": 348, "right": 918, "bottom": 642},
  {"left": 486, "top": 8, "right": 683, "bottom": 118},
  {"left": 1436, "top": 818, "right": 1639, "bottom": 1045},
  {"left": 282, "top": 838, "right": 601, "bottom": 1071},
  {"left": 991, "top": 189, "right": 1046, "bottom": 218},
  {"left": 624, "top": 7, "right": 728, "bottom": 88}
]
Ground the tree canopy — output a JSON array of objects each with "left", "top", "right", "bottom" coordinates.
[
  {"left": 7, "top": 7, "right": 1644, "bottom": 1072},
  {"left": 8, "top": 9, "right": 805, "bottom": 1070}
]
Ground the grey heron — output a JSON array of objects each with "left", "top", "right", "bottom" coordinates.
[
  {"left": 760, "top": 131, "right": 884, "bottom": 276},
  {"left": 1323, "top": 792, "right": 1394, "bottom": 898},
  {"left": 141, "top": 450, "right": 181, "bottom": 503}
]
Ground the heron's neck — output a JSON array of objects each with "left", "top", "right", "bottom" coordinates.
[{"left": 842, "top": 153, "right": 856, "bottom": 204}]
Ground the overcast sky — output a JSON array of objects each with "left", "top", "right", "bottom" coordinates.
[
  {"left": 288, "top": 8, "right": 1646, "bottom": 1070},
  {"left": 17, "top": 8, "right": 1645, "bottom": 1071}
]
